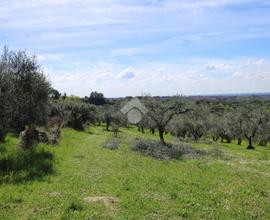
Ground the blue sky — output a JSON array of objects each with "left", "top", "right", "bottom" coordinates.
[{"left": 1, "top": 0, "right": 270, "bottom": 97}]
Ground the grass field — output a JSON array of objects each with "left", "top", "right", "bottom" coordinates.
[{"left": 1, "top": 125, "right": 270, "bottom": 219}]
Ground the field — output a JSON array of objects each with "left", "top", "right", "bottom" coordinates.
[{"left": 1, "top": 125, "right": 270, "bottom": 219}]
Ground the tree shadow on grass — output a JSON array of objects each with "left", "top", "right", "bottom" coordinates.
[
  {"left": 0, "top": 144, "right": 6, "bottom": 153},
  {"left": 0, "top": 147, "right": 54, "bottom": 184}
]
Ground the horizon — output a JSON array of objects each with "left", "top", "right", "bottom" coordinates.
[
  {"left": 1, "top": 0, "right": 270, "bottom": 97},
  {"left": 69, "top": 91, "right": 270, "bottom": 99}
]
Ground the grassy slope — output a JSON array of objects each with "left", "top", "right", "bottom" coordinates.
[{"left": 0, "top": 126, "right": 270, "bottom": 219}]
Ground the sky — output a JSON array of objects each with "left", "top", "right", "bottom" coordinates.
[{"left": 0, "top": 0, "right": 270, "bottom": 97}]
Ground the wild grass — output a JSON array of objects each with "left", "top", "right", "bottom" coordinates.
[{"left": 0, "top": 125, "right": 270, "bottom": 219}]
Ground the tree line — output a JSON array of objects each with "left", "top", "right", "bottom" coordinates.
[
  {"left": 134, "top": 97, "right": 270, "bottom": 149},
  {"left": 1, "top": 47, "right": 270, "bottom": 150}
]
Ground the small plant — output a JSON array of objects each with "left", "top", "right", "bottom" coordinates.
[
  {"left": 111, "top": 123, "right": 120, "bottom": 137},
  {"left": 67, "top": 199, "right": 84, "bottom": 212},
  {"left": 104, "top": 138, "right": 120, "bottom": 150},
  {"left": 170, "top": 190, "right": 178, "bottom": 200}
]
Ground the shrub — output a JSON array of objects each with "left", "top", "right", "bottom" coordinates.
[
  {"left": 103, "top": 138, "right": 119, "bottom": 150},
  {"left": 133, "top": 139, "right": 205, "bottom": 160},
  {"left": 173, "top": 142, "right": 207, "bottom": 159}
]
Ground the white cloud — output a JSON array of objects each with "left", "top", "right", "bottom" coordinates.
[
  {"left": 1, "top": 0, "right": 270, "bottom": 96},
  {"left": 45, "top": 58, "right": 270, "bottom": 97},
  {"left": 206, "top": 63, "right": 233, "bottom": 70},
  {"left": 255, "top": 59, "right": 266, "bottom": 67}
]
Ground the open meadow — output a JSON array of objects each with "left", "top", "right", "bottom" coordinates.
[{"left": 1, "top": 125, "right": 270, "bottom": 219}]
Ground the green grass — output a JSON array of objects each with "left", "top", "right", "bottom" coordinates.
[{"left": 1, "top": 125, "right": 270, "bottom": 219}]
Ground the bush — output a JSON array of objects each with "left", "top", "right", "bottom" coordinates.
[
  {"left": 133, "top": 139, "right": 206, "bottom": 160},
  {"left": 103, "top": 138, "right": 119, "bottom": 150}
]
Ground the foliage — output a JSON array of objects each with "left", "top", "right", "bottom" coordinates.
[
  {"left": 110, "top": 112, "right": 126, "bottom": 137},
  {"left": 257, "top": 119, "right": 270, "bottom": 146},
  {"left": 144, "top": 96, "right": 189, "bottom": 144},
  {"left": 49, "top": 88, "right": 61, "bottom": 100},
  {"left": 87, "top": 91, "right": 106, "bottom": 105},
  {"left": 0, "top": 47, "right": 51, "bottom": 134},
  {"left": 64, "top": 101, "right": 96, "bottom": 130},
  {"left": 217, "top": 112, "right": 235, "bottom": 143},
  {"left": 240, "top": 106, "right": 268, "bottom": 149},
  {"left": 184, "top": 104, "right": 210, "bottom": 142},
  {"left": 208, "top": 114, "right": 221, "bottom": 142},
  {"left": 0, "top": 49, "right": 13, "bottom": 141},
  {"left": 137, "top": 115, "right": 156, "bottom": 134},
  {"left": 168, "top": 116, "right": 188, "bottom": 138},
  {"left": 230, "top": 111, "right": 245, "bottom": 145},
  {"left": 208, "top": 112, "right": 234, "bottom": 143}
]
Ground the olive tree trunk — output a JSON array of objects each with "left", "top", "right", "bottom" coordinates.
[
  {"left": 158, "top": 126, "right": 165, "bottom": 144},
  {"left": 246, "top": 136, "right": 255, "bottom": 150}
]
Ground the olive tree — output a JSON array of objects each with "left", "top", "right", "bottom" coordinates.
[
  {"left": 208, "top": 114, "right": 221, "bottom": 142},
  {"left": 147, "top": 117, "right": 157, "bottom": 134},
  {"left": 137, "top": 115, "right": 152, "bottom": 133},
  {"left": 5, "top": 48, "right": 51, "bottom": 132},
  {"left": 256, "top": 114, "right": 270, "bottom": 146},
  {"left": 220, "top": 112, "right": 234, "bottom": 143},
  {"left": 208, "top": 112, "right": 234, "bottom": 143},
  {"left": 64, "top": 101, "right": 96, "bottom": 130},
  {"left": 168, "top": 116, "right": 188, "bottom": 139},
  {"left": 110, "top": 112, "right": 126, "bottom": 137},
  {"left": 240, "top": 107, "right": 267, "bottom": 149},
  {"left": 145, "top": 97, "right": 189, "bottom": 144},
  {"left": 231, "top": 111, "right": 244, "bottom": 145},
  {"left": 0, "top": 47, "right": 51, "bottom": 148},
  {"left": 0, "top": 50, "right": 13, "bottom": 141},
  {"left": 184, "top": 104, "right": 210, "bottom": 142}
]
